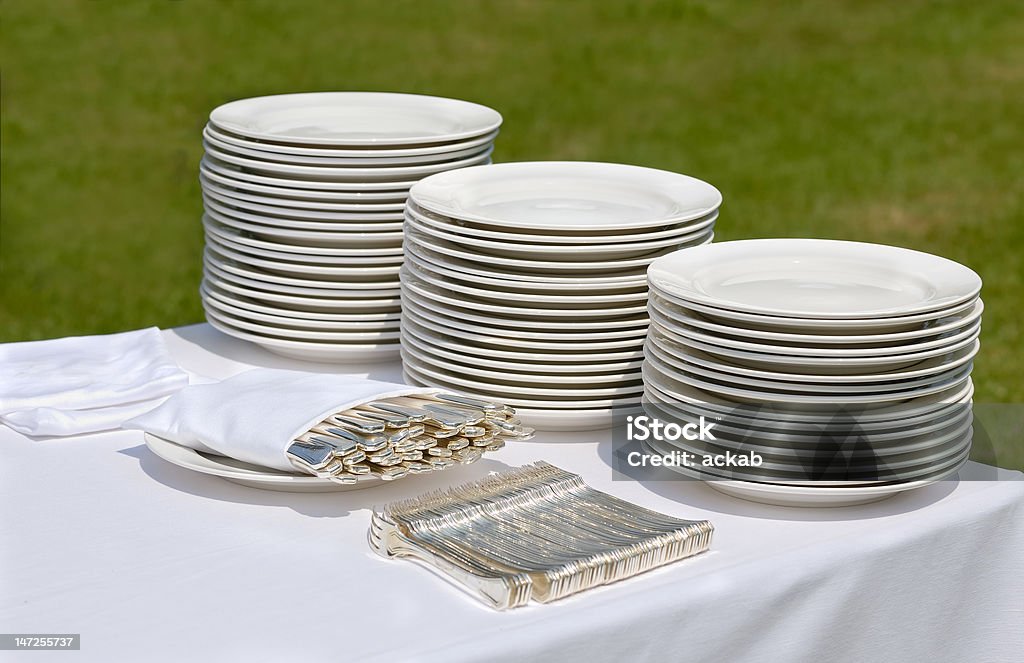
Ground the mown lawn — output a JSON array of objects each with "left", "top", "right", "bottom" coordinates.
[{"left": 2, "top": 1, "right": 1021, "bottom": 467}]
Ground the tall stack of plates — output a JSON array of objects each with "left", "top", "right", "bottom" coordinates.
[
  {"left": 399, "top": 162, "right": 722, "bottom": 431},
  {"left": 198, "top": 92, "right": 501, "bottom": 362},
  {"left": 641, "top": 239, "right": 983, "bottom": 506}
]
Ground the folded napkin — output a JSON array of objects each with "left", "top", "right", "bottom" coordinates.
[
  {"left": 124, "top": 368, "right": 437, "bottom": 471},
  {"left": 0, "top": 327, "right": 190, "bottom": 437}
]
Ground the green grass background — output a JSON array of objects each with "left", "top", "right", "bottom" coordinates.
[{"left": 2, "top": 1, "right": 1021, "bottom": 468}]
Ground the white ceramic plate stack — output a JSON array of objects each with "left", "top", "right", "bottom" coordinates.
[
  {"left": 399, "top": 161, "right": 723, "bottom": 431},
  {"left": 198, "top": 92, "right": 501, "bottom": 362},
  {"left": 641, "top": 239, "right": 983, "bottom": 506}
]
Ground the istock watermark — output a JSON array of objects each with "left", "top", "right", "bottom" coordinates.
[
  {"left": 609, "top": 400, "right": 1017, "bottom": 482},
  {"left": 624, "top": 414, "right": 763, "bottom": 469},
  {"left": 626, "top": 414, "right": 717, "bottom": 442}
]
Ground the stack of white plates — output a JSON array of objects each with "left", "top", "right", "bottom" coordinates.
[
  {"left": 198, "top": 92, "right": 501, "bottom": 362},
  {"left": 399, "top": 161, "right": 722, "bottom": 431},
  {"left": 641, "top": 239, "right": 983, "bottom": 506}
]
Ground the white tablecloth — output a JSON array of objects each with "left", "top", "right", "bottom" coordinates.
[{"left": 2, "top": 324, "right": 1022, "bottom": 663}]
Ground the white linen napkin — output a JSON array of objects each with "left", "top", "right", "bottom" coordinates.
[
  {"left": 0, "top": 327, "right": 190, "bottom": 437},
  {"left": 123, "top": 368, "right": 437, "bottom": 471}
]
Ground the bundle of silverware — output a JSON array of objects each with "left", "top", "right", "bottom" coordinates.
[
  {"left": 369, "top": 462, "right": 713, "bottom": 609},
  {"left": 286, "top": 393, "right": 534, "bottom": 484}
]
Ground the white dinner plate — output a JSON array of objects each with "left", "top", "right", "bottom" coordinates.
[
  {"left": 204, "top": 270, "right": 400, "bottom": 313},
  {"left": 205, "top": 121, "right": 499, "bottom": 157},
  {"left": 205, "top": 234, "right": 401, "bottom": 274},
  {"left": 402, "top": 294, "right": 647, "bottom": 341},
  {"left": 640, "top": 435, "right": 969, "bottom": 506},
  {"left": 643, "top": 387, "right": 972, "bottom": 443},
  {"left": 203, "top": 215, "right": 401, "bottom": 253},
  {"left": 405, "top": 225, "right": 707, "bottom": 273},
  {"left": 644, "top": 411, "right": 972, "bottom": 479},
  {"left": 403, "top": 348, "right": 641, "bottom": 391},
  {"left": 400, "top": 329, "right": 644, "bottom": 375},
  {"left": 203, "top": 143, "right": 493, "bottom": 181},
  {"left": 647, "top": 239, "right": 982, "bottom": 319},
  {"left": 404, "top": 209, "right": 714, "bottom": 260},
  {"left": 201, "top": 288, "right": 400, "bottom": 332},
  {"left": 642, "top": 370, "right": 975, "bottom": 424},
  {"left": 401, "top": 337, "right": 642, "bottom": 386},
  {"left": 663, "top": 423, "right": 974, "bottom": 485},
  {"left": 204, "top": 197, "right": 403, "bottom": 231},
  {"left": 406, "top": 201, "right": 719, "bottom": 245},
  {"left": 402, "top": 305, "right": 645, "bottom": 352},
  {"left": 205, "top": 210, "right": 403, "bottom": 247},
  {"left": 203, "top": 222, "right": 403, "bottom": 264},
  {"left": 198, "top": 163, "right": 410, "bottom": 202},
  {"left": 209, "top": 92, "right": 502, "bottom": 147},
  {"left": 202, "top": 282, "right": 401, "bottom": 323},
  {"left": 400, "top": 363, "right": 642, "bottom": 405},
  {"left": 649, "top": 333, "right": 980, "bottom": 385},
  {"left": 401, "top": 272, "right": 648, "bottom": 318},
  {"left": 207, "top": 314, "right": 401, "bottom": 362},
  {"left": 500, "top": 407, "right": 622, "bottom": 432},
  {"left": 403, "top": 259, "right": 649, "bottom": 306},
  {"left": 205, "top": 252, "right": 400, "bottom": 292},
  {"left": 649, "top": 285, "right": 981, "bottom": 334},
  {"left": 409, "top": 161, "right": 722, "bottom": 230},
  {"left": 644, "top": 341, "right": 972, "bottom": 396},
  {"left": 648, "top": 322, "right": 981, "bottom": 376},
  {"left": 649, "top": 293, "right": 985, "bottom": 345},
  {"left": 404, "top": 242, "right": 647, "bottom": 294},
  {"left": 201, "top": 175, "right": 406, "bottom": 212},
  {"left": 405, "top": 284, "right": 648, "bottom": 331},
  {"left": 201, "top": 157, "right": 420, "bottom": 192},
  {"left": 205, "top": 306, "right": 400, "bottom": 343},
  {"left": 643, "top": 356, "right": 972, "bottom": 406},
  {"left": 643, "top": 432, "right": 970, "bottom": 495},
  {"left": 401, "top": 317, "right": 644, "bottom": 363},
  {"left": 206, "top": 238, "right": 402, "bottom": 280},
  {"left": 203, "top": 189, "right": 405, "bottom": 222},
  {"left": 203, "top": 126, "right": 492, "bottom": 166},
  {"left": 647, "top": 305, "right": 982, "bottom": 358},
  {"left": 403, "top": 234, "right": 649, "bottom": 286},
  {"left": 145, "top": 433, "right": 379, "bottom": 492},
  {"left": 643, "top": 399, "right": 973, "bottom": 462}
]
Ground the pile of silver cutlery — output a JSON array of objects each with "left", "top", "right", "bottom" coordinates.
[
  {"left": 369, "top": 461, "right": 713, "bottom": 609},
  {"left": 286, "top": 393, "right": 534, "bottom": 484}
]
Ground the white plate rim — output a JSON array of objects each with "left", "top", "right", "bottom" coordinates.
[
  {"left": 209, "top": 92, "right": 502, "bottom": 147},
  {"left": 647, "top": 239, "right": 982, "bottom": 320},
  {"left": 402, "top": 293, "right": 648, "bottom": 340},
  {"left": 201, "top": 281, "right": 401, "bottom": 322},
  {"left": 205, "top": 121, "right": 500, "bottom": 157},
  {"left": 649, "top": 293, "right": 985, "bottom": 345},
  {"left": 198, "top": 162, "right": 410, "bottom": 201},
  {"left": 409, "top": 161, "right": 723, "bottom": 230},
  {"left": 405, "top": 208, "right": 716, "bottom": 255},
  {"left": 400, "top": 272, "right": 649, "bottom": 318},
  {"left": 649, "top": 281, "right": 981, "bottom": 332},
  {"left": 649, "top": 332, "right": 980, "bottom": 385},
  {"left": 407, "top": 200, "right": 719, "bottom": 245},
  {"left": 404, "top": 233, "right": 649, "bottom": 285},
  {"left": 202, "top": 188, "right": 405, "bottom": 222},
  {"left": 400, "top": 328, "right": 644, "bottom": 375},
  {"left": 145, "top": 433, "right": 380, "bottom": 490},
  {"left": 204, "top": 269, "right": 400, "bottom": 310},
  {"left": 400, "top": 316, "right": 645, "bottom": 363},
  {"left": 203, "top": 126, "right": 493, "bottom": 166},
  {"left": 204, "top": 142, "right": 493, "bottom": 180}
]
